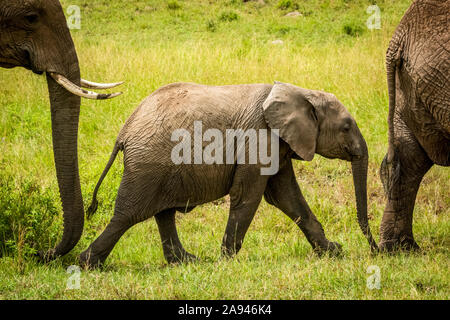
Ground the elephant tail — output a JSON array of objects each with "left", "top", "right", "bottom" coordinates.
[
  {"left": 384, "top": 23, "right": 405, "bottom": 198},
  {"left": 385, "top": 53, "right": 398, "bottom": 164},
  {"left": 87, "top": 141, "right": 122, "bottom": 219},
  {"left": 385, "top": 12, "right": 410, "bottom": 161}
]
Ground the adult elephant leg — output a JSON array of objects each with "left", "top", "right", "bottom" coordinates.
[
  {"left": 379, "top": 124, "right": 433, "bottom": 252},
  {"left": 155, "top": 209, "right": 198, "bottom": 264},
  {"left": 221, "top": 165, "right": 269, "bottom": 257},
  {"left": 264, "top": 160, "right": 341, "bottom": 254}
]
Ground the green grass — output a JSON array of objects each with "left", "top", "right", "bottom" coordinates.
[{"left": 0, "top": 0, "right": 448, "bottom": 299}]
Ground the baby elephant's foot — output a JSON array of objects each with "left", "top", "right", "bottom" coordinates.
[
  {"left": 314, "top": 241, "right": 342, "bottom": 257},
  {"left": 35, "top": 249, "right": 56, "bottom": 263},
  {"left": 79, "top": 249, "right": 105, "bottom": 269},
  {"left": 164, "top": 249, "right": 198, "bottom": 264}
]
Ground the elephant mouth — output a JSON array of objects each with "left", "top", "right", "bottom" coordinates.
[
  {"left": 0, "top": 57, "right": 22, "bottom": 69},
  {"left": 340, "top": 146, "right": 354, "bottom": 161},
  {"left": 31, "top": 68, "right": 44, "bottom": 75},
  {"left": 23, "top": 50, "right": 45, "bottom": 75},
  {"left": 0, "top": 55, "right": 43, "bottom": 74},
  {"left": 0, "top": 62, "right": 17, "bottom": 68},
  {"left": 341, "top": 145, "right": 365, "bottom": 161},
  {"left": 22, "top": 62, "right": 44, "bottom": 74}
]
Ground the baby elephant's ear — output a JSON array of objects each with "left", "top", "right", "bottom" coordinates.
[{"left": 262, "top": 82, "right": 319, "bottom": 161}]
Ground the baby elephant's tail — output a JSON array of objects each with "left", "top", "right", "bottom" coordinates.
[{"left": 87, "top": 141, "right": 122, "bottom": 219}]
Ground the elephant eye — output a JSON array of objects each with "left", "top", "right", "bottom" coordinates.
[
  {"left": 310, "top": 108, "right": 318, "bottom": 122},
  {"left": 341, "top": 123, "right": 351, "bottom": 133},
  {"left": 24, "top": 13, "right": 39, "bottom": 24},
  {"left": 341, "top": 117, "right": 352, "bottom": 133}
]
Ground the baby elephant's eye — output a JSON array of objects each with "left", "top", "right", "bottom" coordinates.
[
  {"left": 341, "top": 117, "right": 352, "bottom": 133},
  {"left": 341, "top": 122, "right": 351, "bottom": 133}
]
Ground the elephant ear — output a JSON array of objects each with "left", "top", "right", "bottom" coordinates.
[{"left": 262, "top": 81, "right": 320, "bottom": 161}]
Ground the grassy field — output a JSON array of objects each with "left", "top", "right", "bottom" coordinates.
[{"left": 0, "top": 0, "right": 448, "bottom": 299}]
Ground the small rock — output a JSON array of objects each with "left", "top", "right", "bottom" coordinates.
[
  {"left": 271, "top": 39, "right": 284, "bottom": 45},
  {"left": 285, "top": 11, "right": 302, "bottom": 17}
]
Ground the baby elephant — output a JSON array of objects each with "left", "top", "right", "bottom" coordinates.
[{"left": 81, "top": 81, "right": 377, "bottom": 267}]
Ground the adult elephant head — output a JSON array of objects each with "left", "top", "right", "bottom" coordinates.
[{"left": 0, "top": 0, "right": 123, "bottom": 260}]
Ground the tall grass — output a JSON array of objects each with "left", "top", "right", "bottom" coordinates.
[{"left": 0, "top": 0, "right": 448, "bottom": 299}]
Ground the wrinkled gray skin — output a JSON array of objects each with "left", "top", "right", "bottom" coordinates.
[
  {"left": 0, "top": 0, "right": 82, "bottom": 260},
  {"left": 0, "top": 0, "right": 116, "bottom": 260},
  {"left": 81, "top": 81, "right": 377, "bottom": 267},
  {"left": 379, "top": 0, "right": 449, "bottom": 252}
]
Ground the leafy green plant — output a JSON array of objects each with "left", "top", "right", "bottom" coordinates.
[
  {"left": 268, "top": 23, "right": 291, "bottom": 36},
  {"left": 0, "top": 172, "right": 60, "bottom": 257},
  {"left": 206, "top": 19, "right": 217, "bottom": 32},
  {"left": 342, "top": 22, "right": 365, "bottom": 37},
  {"left": 167, "top": 1, "right": 181, "bottom": 10},
  {"left": 276, "top": 0, "right": 299, "bottom": 10},
  {"left": 218, "top": 11, "right": 239, "bottom": 22}
]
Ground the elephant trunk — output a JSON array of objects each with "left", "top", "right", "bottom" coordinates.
[
  {"left": 351, "top": 139, "right": 378, "bottom": 252},
  {"left": 41, "top": 48, "right": 84, "bottom": 260}
]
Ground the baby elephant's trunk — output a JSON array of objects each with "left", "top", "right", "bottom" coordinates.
[{"left": 351, "top": 138, "right": 378, "bottom": 252}]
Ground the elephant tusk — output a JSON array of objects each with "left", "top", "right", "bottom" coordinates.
[
  {"left": 49, "top": 72, "right": 122, "bottom": 100},
  {"left": 80, "top": 79, "right": 124, "bottom": 90}
]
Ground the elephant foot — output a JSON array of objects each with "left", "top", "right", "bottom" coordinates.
[
  {"left": 165, "top": 249, "right": 198, "bottom": 264},
  {"left": 79, "top": 249, "right": 105, "bottom": 269},
  {"left": 220, "top": 246, "right": 239, "bottom": 259},
  {"left": 314, "top": 241, "right": 343, "bottom": 257},
  {"left": 379, "top": 236, "right": 420, "bottom": 253},
  {"left": 35, "top": 249, "right": 57, "bottom": 263},
  {"left": 380, "top": 235, "right": 420, "bottom": 252}
]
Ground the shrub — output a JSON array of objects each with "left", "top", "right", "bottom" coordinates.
[
  {"left": 342, "top": 22, "right": 364, "bottom": 37},
  {"left": 268, "top": 23, "right": 291, "bottom": 36},
  {"left": 167, "top": 1, "right": 181, "bottom": 10},
  {"left": 218, "top": 11, "right": 239, "bottom": 22},
  {"left": 206, "top": 19, "right": 217, "bottom": 32},
  {"left": 0, "top": 172, "right": 60, "bottom": 257},
  {"left": 276, "top": 0, "right": 299, "bottom": 10}
]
